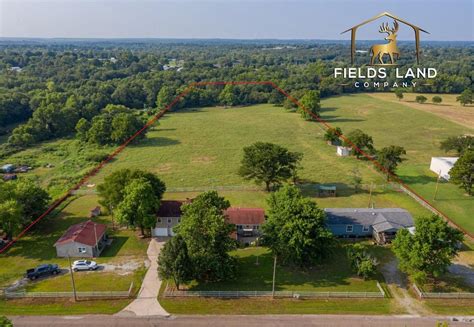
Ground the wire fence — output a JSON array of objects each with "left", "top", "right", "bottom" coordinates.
[
  {"left": 413, "top": 283, "right": 474, "bottom": 299},
  {"left": 3, "top": 282, "right": 134, "bottom": 300},
  {"left": 163, "top": 282, "right": 385, "bottom": 299}
]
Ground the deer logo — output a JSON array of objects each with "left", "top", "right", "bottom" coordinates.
[{"left": 370, "top": 20, "right": 400, "bottom": 65}]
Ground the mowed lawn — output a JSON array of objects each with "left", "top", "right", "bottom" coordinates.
[
  {"left": 320, "top": 94, "right": 473, "bottom": 233},
  {"left": 88, "top": 103, "right": 431, "bottom": 220},
  {"left": 0, "top": 194, "right": 148, "bottom": 293},
  {"left": 172, "top": 246, "right": 382, "bottom": 292}
]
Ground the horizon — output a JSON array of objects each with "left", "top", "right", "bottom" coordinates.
[{"left": 0, "top": 0, "right": 472, "bottom": 41}]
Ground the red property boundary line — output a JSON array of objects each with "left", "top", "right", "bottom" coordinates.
[{"left": 0, "top": 81, "right": 470, "bottom": 254}]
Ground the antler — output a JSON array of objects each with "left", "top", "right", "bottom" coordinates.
[
  {"left": 379, "top": 20, "right": 399, "bottom": 34},
  {"left": 390, "top": 20, "right": 399, "bottom": 34},
  {"left": 378, "top": 22, "right": 391, "bottom": 35}
]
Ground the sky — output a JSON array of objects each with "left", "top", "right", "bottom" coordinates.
[{"left": 0, "top": 0, "right": 472, "bottom": 41}]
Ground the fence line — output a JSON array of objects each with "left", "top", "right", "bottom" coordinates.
[
  {"left": 413, "top": 283, "right": 474, "bottom": 299},
  {"left": 164, "top": 282, "right": 385, "bottom": 299},
  {"left": 4, "top": 282, "right": 134, "bottom": 300}
]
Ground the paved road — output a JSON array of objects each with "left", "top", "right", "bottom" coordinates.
[
  {"left": 118, "top": 238, "right": 169, "bottom": 317},
  {"left": 10, "top": 314, "right": 474, "bottom": 326}
]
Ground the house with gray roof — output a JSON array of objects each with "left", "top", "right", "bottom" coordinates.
[{"left": 324, "top": 208, "right": 414, "bottom": 244}]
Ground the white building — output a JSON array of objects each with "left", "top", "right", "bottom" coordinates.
[
  {"left": 429, "top": 157, "right": 459, "bottom": 180},
  {"left": 336, "top": 146, "right": 351, "bottom": 157}
]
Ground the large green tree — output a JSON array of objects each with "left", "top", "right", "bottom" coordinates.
[
  {"left": 218, "top": 84, "right": 237, "bottom": 107},
  {"left": 344, "top": 129, "right": 375, "bottom": 158},
  {"left": 262, "top": 185, "right": 334, "bottom": 267},
  {"left": 239, "top": 142, "right": 303, "bottom": 191},
  {"left": 174, "top": 191, "right": 236, "bottom": 282},
  {"left": 111, "top": 112, "right": 145, "bottom": 144},
  {"left": 156, "top": 86, "right": 174, "bottom": 110},
  {"left": 456, "top": 89, "right": 473, "bottom": 106},
  {"left": 377, "top": 145, "right": 406, "bottom": 181},
  {"left": 450, "top": 149, "right": 474, "bottom": 195},
  {"left": 157, "top": 235, "right": 193, "bottom": 290},
  {"left": 115, "top": 178, "right": 159, "bottom": 235},
  {"left": 440, "top": 135, "right": 473, "bottom": 155},
  {"left": 0, "top": 199, "right": 23, "bottom": 241},
  {"left": 98, "top": 168, "right": 166, "bottom": 213},
  {"left": 299, "top": 90, "right": 321, "bottom": 120},
  {"left": 392, "top": 215, "right": 463, "bottom": 284}
]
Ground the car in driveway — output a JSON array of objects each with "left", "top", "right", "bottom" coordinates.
[
  {"left": 25, "top": 264, "right": 61, "bottom": 280},
  {"left": 72, "top": 260, "right": 98, "bottom": 271}
]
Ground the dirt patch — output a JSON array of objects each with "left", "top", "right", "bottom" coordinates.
[
  {"left": 100, "top": 261, "right": 142, "bottom": 276},
  {"left": 191, "top": 156, "right": 216, "bottom": 164},
  {"left": 368, "top": 94, "right": 474, "bottom": 129},
  {"left": 153, "top": 163, "right": 173, "bottom": 173}
]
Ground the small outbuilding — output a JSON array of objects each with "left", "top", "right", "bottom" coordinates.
[
  {"left": 317, "top": 185, "right": 337, "bottom": 197},
  {"left": 89, "top": 206, "right": 101, "bottom": 218},
  {"left": 336, "top": 146, "right": 351, "bottom": 157},
  {"left": 54, "top": 220, "right": 108, "bottom": 258},
  {"left": 429, "top": 157, "right": 458, "bottom": 180}
]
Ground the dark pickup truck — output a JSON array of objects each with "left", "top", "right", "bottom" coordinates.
[{"left": 25, "top": 264, "right": 61, "bottom": 280}]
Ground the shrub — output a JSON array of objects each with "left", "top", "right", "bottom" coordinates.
[
  {"left": 415, "top": 95, "right": 427, "bottom": 104},
  {"left": 432, "top": 96, "right": 443, "bottom": 104}
]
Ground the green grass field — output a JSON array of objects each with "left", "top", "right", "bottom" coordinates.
[
  {"left": 4, "top": 93, "right": 470, "bottom": 231},
  {"left": 320, "top": 94, "right": 473, "bottom": 232},
  {"left": 159, "top": 297, "right": 402, "bottom": 315},
  {"left": 171, "top": 246, "right": 382, "bottom": 292}
]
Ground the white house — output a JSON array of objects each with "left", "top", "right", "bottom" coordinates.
[
  {"left": 336, "top": 146, "right": 351, "bottom": 157},
  {"left": 429, "top": 157, "right": 459, "bottom": 180}
]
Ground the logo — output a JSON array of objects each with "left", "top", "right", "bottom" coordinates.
[
  {"left": 370, "top": 20, "right": 399, "bottom": 65},
  {"left": 341, "top": 11, "right": 429, "bottom": 65},
  {"left": 335, "top": 11, "right": 437, "bottom": 88}
]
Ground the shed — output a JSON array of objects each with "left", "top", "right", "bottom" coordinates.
[
  {"left": 336, "top": 146, "right": 351, "bottom": 157},
  {"left": 89, "top": 206, "right": 101, "bottom": 218},
  {"left": 54, "top": 220, "right": 108, "bottom": 258},
  {"left": 430, "top": 157, "right": 458, "bottom": 180},
  {"left": 317, "top": 185, "right": 337, "bottom": 197}
]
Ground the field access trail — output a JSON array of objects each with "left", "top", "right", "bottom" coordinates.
[
  {"left": 380, "top": 257, "right": 431, "bottom": 316},
  {"left": 118, "top": 238, "right": 169, "bottom": 317}
]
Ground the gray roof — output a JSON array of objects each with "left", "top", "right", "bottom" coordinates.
[{"left": 325, "top": 208, "right": 414, "bottom": 232}]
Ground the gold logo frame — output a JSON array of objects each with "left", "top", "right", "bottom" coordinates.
[{"left": 341, "top": 12, "right": 429, "bottom": 65}]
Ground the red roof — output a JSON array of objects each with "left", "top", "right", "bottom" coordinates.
[
  {"left": 225, "top": 208, "right": 265, "bottom": 225},
  {"left": 55, "top": 220, "right": 107, "bottom": 247}
]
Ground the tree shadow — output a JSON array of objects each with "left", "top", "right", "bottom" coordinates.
[
  {"left": 100, "top": 236, "right": 128, "bottom": 258},
  {"left": 132, "top": 136, "right": 181, "bottom": 147},
  {"left": 320, "top": 115, "right": 365, "bottom": 123},
  {"left": 398, "top": 174, "right": 438, "bottom": 185}
]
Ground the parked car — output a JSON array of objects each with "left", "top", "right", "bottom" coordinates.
[
  {"left": 72, "top": 260, "right": 98, "bottom": 271},
  {"left": 25, "top": 264, "right": 61, "bottom": 280}
]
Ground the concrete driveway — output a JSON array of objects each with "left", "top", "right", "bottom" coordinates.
[{"left": 118, "top": 238, "right": 169, "bottom": 317}]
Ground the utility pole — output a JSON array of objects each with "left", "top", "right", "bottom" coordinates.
[
  {"left": 272, "top": 255, "right": 277, "bottom": 298},
  {"left": 68, "top": 255, "right": 77, "bottom": 301},
  {"left": 255, "top": 237, "right": 260, "bottom": 266},
  {"left": 93, "top": 223, "right": 98, "bottom": 256},
  {"left": 434, "top": 170, "right": 441, "bottom": 201}
]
